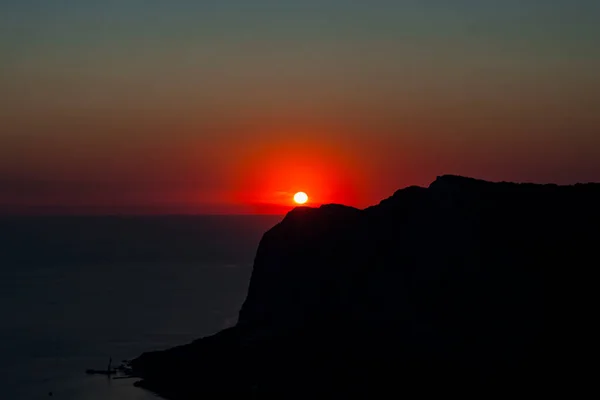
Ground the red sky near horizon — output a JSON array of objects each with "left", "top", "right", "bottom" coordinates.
[{"left": 1, "top": 2, "right": 599, "bottom": 214}]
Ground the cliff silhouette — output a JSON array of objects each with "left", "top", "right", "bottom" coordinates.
[{"left": 130, "top": 175, "right": 599, "bottom": 397}]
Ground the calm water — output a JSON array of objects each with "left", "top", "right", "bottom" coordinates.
[{"left": 0, "top": 215, "right": 282, "bottom": 399}]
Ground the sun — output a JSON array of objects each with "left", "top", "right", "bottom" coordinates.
[{"left": 293, "top": 191, "right": 308, "bottom": 205}]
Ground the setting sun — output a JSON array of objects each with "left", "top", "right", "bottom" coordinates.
[{"left": 293, "top": 192, "right": 308, "bottom": 205}]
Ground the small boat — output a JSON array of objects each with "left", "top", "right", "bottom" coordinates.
[
  {"left": 85, "top": 357, "right": 117, "bottom": 375},
  {"left": 85, "top": 368, "right": 117, "bottom": 375}
]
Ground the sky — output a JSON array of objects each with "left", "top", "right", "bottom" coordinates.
[{"left": 1, "top": 0, "right": 599, "bottom": 214}]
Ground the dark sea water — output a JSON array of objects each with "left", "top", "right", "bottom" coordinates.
[{"left": 0, "top": 215, "right": 282, "bottom": 399}]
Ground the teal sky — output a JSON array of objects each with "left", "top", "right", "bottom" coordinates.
[{"left": 1, "top": 1, "right": 599, "bottom": 213}]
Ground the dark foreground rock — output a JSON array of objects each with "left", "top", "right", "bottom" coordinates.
[{"left": 131, "top": 175, "right": 599, "bottom": 398}]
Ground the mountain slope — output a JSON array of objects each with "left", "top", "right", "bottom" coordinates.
[{"left": 131, "top": 175, "right": 599, "bottom": 397}]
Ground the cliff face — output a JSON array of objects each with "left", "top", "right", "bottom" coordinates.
[{"left": 131, "top": 175, "right": 599, "bottom": 397}]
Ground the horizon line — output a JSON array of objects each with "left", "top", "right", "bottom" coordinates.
[{"left": 0, "top": 212, "right": 288, "bottom": 217}]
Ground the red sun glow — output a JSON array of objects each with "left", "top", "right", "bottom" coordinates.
[
  {"left": 293, "top": 191, "right": 308, "bottom": 204},
  {"left": 230, "top": 132, "right": 366, "bottom": 213}
]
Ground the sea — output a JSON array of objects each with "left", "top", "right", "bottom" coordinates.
[{"left": 0, "top": 215, "right": 282, "bottom": 399}]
